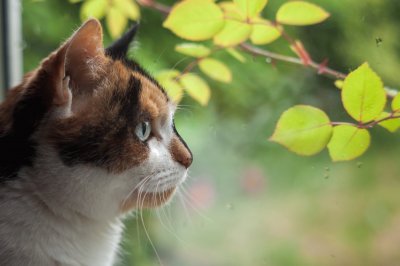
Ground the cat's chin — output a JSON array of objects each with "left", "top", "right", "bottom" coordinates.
[{"left": 119, "top": 187, "right": 177, "bottom": 213}]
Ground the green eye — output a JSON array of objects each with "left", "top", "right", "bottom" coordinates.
[{"left": 135, "top": 121, "right": 151, "bottom": 141}]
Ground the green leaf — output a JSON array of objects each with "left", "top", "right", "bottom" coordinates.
[
  {"left": 270, "top": 105, "right": 332, "bottom": 156},
  {"left": 327, "top": 125, "right": 370, "bottom": 162},
  {"left": 80, "top": 0, "right": 108, "bottom": 21},
  {"left": 180, "top": 73, "right": 211, "bottom": 106},
  {"left": 163, "top": 0, "right": 225, "bottom": 41},
  {"left": 250, "top": 18, "right": 281, "bottom": 45},
  {"left": 213, "top": 20, "right": 252, "bottom": 47},
  {"left": 276, "top": 1, "right": 330, "bottom": 26},
  {"left": 155, "top": 70, "right": 183, "bottom": 103},
  {"left": 226, "top": 48, "right": 246, "bottom": 63},
  {"left": 175, "top": 43, "right": 211, "bottom": 58},
  {"left": 234, "top": 0, "right": 268, "bottom": 18},
  {"left": 334, "top": 80, "right": 344, "bottom": 90},
  {"left": 114, "top": 0, "right": 140, "bottom": 20},
  {"left": 377, "top": 112, "right": 400, "bottom": 133},
  {"left": 392, "top": 93, "right": 400, "bottom": 112},
  {"left": 106, "top": 7, "right": 128, "bottom": 38},
  {"left": 342, "top": 63, "right": 386, "bottom": 123},
  {"left": 70, "top": 0, "right": 83, "bottom": 3},
  {"left": 219, "top": 1, "right": 246, "bottom": 21},
  {"left": 199, "top": 58, "right": 232, "bottom": 83}
]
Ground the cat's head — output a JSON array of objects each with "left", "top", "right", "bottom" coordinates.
[{"left": 0, "top": 19, "right": 192, "bottom": 220}]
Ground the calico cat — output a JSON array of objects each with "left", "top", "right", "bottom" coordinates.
[{"left": 0, "top": 19, "right": 192, "bottom": 266}]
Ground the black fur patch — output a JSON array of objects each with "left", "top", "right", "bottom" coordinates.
[
  {"left": 56, "top": 76, "right": 145, "bottom": 169},
  {"left": 0, "top": 74, "right": 53, "bottom": 181}
]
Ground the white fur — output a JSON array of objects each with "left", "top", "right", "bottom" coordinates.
[{"left": 0, "top": 104, "right": 187, "bottom": 265}]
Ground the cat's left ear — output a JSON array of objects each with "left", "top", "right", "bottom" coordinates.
[{"left": 105, "top": 23, "right": 139, "bottom": 59}]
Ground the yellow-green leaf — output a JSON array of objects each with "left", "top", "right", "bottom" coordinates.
[
  {"left": 175, "top": 43, "right": 211, "bottom": 58},
  {"left": 180, "top": 73, "right": 211, "bottom": 105},
  {"left": 219, "top": 1, "right": 246, "bottom": 21},
  {"left": 226, "top": 47, "right": 246, "bottom": 63},
  {"left": 334, "top": 80, "right": 344, "bottom": 90},
  {"left": 327, "top": 125, "right": 370, "bottom": 162},
  {"left": 377, "top": 112, "right": 400, "bottom": 133},
  {"left": 342, "top": 63, "right": 386, "bottom": 123},
  {"left": 163, "top": 0, "right": 225, "bottom": 41},
  {"left": 199, "top": 58, "right": 232, "bottom": 83},
  {"left": 80, "top": 0, "right": 108, "bottom": 21},
  {"left": 250, "top": 18, "right": 281, "bottom": 45},
  {"left": 234, "top": 0, "right": 268, "bottom": 18},
  {"left": 106, "top": 7, "right": 128, "bottom": 38},
  {"left": 155, "top": 69, "right": 180, "bottom": 81},
  {"left": 276, "top": 1, "right": 330, "bottom": 26},
  {"left": 392, "top": 93, "right": 400, "bottom": 112},
  {"left": 155, "top": 70, "right": 183, "bottom": 103},
  {"left": 114, "top": 0, "right": 140, "bottom": 20},
  {"left": 270, "top": 105, "right": 332, "bottom": 156},
  {"left": 162, "top": 79, "right": 184, "bottom": 103},
  {"left": 213, "top": 20, "right": 252, "bottom": 47}
]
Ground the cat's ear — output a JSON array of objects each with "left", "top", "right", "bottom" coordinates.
[
  {"left": 105, "top": 23, "right": 139, "bottom": 59},
  {"left": 64, "top": 19, "right": 106, "bottom": 93}
]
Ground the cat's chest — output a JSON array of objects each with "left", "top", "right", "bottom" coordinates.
[{"left": 49, "top": 219, "right": 124, "bottom": 266}]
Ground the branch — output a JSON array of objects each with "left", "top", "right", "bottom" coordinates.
[{"left": 137, "top": 0, "right": 398, "bottom": 98}]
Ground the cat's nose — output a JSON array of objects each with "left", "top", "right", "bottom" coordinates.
[{"left": 170, "top": 137, "right": 193, "bottom": 169}]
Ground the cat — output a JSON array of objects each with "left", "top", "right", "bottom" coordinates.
[{"left": 0, "top": 18, "right": 192, "bottom": 266}]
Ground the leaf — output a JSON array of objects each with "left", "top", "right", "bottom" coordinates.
[
  {"left": 219, "top": 1, "right": 246, "bottom": 21},
  {"left": 276, "top": 1, "right": 330, "bottom": 26},
  {"left": 180, "top": 73, "right": 211, "bottom": 105},
  {"left": 334, "top": 80, "right": 344, "bottom": 90},
  {"left": 327, "top": 125, "right": 370, "bottom": 162},
  {"left": 250, "top": 18, "right": 281, "bottom": 45},
  {"left": 163, "top": 0, "right": 225, "bottom": 41},
  {"left": 161, "top": 80, "right": 184, "bottom": 103},
  {"left": 80, "top": 0, "right": 108, "bottom": 21},
  {"left": 199, "top": 58, "right": 232, "bottom": 83},
  {"left": 155, "top": 70, "right": 184, "bottom": 103},
  {"left": 114, "top": 0, "right": 140, "bottom": 20},
  {"left": 342, "top": 63, "right": 386, "bottom": 123},
  {"left": 175, "top": 43, "right": 211, "bottom": 58},
  {"left": 213, "top": 20, "right": 252, "bottom": 47},
  {"left": 234, "top": 0, "right": 268, "bottom": 18},
  {"left": 226, "top": 48, "right": 246, "bottom": 63},
  {"left": 69, "top": 0, "right": 83, "bottom": 3},
  {"left": 377, "top": 112, "right": 400, "bottom": 133},
  {"left": 106, "top": 7, "right": 128, "bottom": 38},
  {"left": 392, "top": 93, "right": 400, "bottom": 112},
  {"left": 270, "top": 105, "right": 332, "bottom": 156}
]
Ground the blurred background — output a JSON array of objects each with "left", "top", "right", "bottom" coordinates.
[{"left": 20, "top": 0, "right": 400, "bottom": 265}]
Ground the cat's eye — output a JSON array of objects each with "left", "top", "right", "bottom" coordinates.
[{"left": 135, "top": 121, "right": 151, "bottom": 141}]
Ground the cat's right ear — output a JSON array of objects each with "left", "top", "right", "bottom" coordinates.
[{"left": 41, "top": 19, "right": 106, "bottom": 112}]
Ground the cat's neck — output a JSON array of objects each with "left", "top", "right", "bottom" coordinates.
[{"left": 0, "top": 172, "right": 124, "bottom": 266}]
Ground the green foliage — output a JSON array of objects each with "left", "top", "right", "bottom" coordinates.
[
  {"left": 175, "top": 43, "right": 211, "bottom": 58},
  {"left": 392, "top": 93, "right": 400, "bottom": 112},
  {"left": 75, "top": 0, "right": 139, "bottom": 38},
  {"left": 327, "top": 125, "right": 370, "bottom": 162},
  {"left": 270, "top": 105, "right": 332, "bottom": 156},
  {"left": 377, "top": 112, "right": 400, "bottom": 132},
  {"left": 342, "top": 63, "right": 386, "bottom": 123},
  {"left": 180, "top": 74, "right": 211, "bottom": 106},
  {"left": 276, "top": 1, "right": 330, "bottom": 26},
  {"left": 71, "top": 0, "right": 400, "bottom": 162},
  {"left": 272, "top": 62, "right": 400, "bottom": 161},
  {"left": 250, "top": 19, "right": 281, "bottom": 45},
  {"left": 163, "top": 0, "right": 225, "bottom": 41},
  {"left": 199, "top": 58, "right": 232, "bottom": 83}
]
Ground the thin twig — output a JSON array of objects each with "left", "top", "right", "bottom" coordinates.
[{"left": 138, "top": 0, "right": 398, "bottom": 98}]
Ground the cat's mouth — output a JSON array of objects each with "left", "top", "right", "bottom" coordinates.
[{"left": 119, "top": 187, "right": 177, "bottom": 213}]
